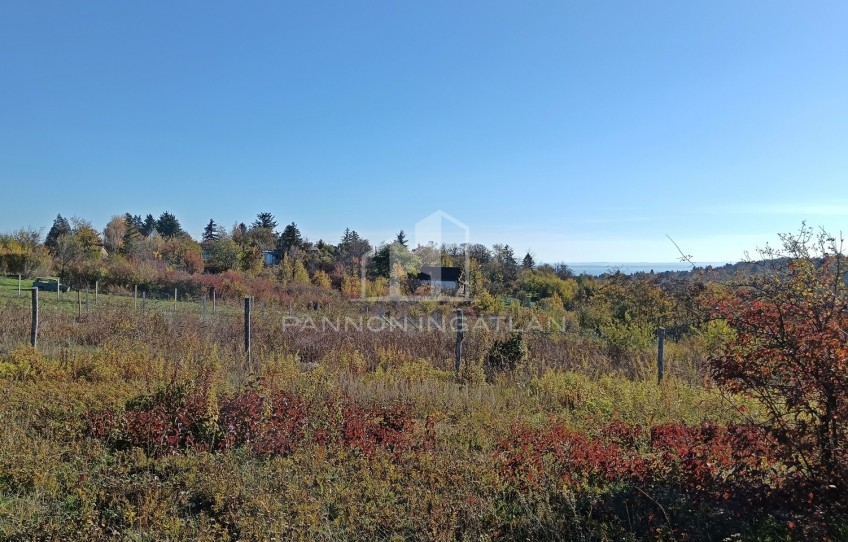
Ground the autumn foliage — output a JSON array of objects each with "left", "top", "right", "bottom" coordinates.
[
  {"left": 709, "top": 228, "right": 848, "bottom": 519},
  {"left": 4, "top": 225, "right": 848, "bottom": 539},
  {"left": 86, "top": 385, "right": 418, "bottom": 459}
]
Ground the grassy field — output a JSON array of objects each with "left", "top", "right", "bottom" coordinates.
[
  {"left": 2, "top": 269, "right": 843, "bottom": 540},
  {"left": 0, "top": 275, "right": 28, "bottom": 294},
  {"left": 0, "top": 275, "right": 251, "bottom": 319}
]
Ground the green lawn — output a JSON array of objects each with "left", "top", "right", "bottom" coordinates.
[
  {"left": 0, "top": 275, "right": 29, "bottom": 294},
  {"left": 0, "top": 277, "right": 126, "bottom": 315},
  {"left": 0, "top": 275, "right": 249, "bottom": 319}
]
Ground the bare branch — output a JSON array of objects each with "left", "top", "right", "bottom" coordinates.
[{"left": 666, "top": 235, "right": 695, "bottom": 270}]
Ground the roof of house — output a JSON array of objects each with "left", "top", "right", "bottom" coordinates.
[{"left": 417, "top": 266, "right": 463, "bottom": 282}]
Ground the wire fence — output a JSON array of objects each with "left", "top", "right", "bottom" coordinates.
[{"left": 0, "top": 275, "right": 684, "bottom": 384}]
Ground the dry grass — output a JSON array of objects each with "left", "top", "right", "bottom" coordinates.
[{"left": 0, "top": 290, "right": 794, "bottom": 541}]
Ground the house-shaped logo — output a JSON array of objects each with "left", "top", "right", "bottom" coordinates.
[{"left": 359, "top": 210, "right": 470, "bottom": 302}]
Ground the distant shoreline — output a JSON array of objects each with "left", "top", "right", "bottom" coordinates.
[{"left": 563, "top": 262, "right": 734, "bottom": 276}]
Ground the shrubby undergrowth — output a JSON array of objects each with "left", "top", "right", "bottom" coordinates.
[{"left": 1, "top": 227, "right": 847, "bottom": 539}]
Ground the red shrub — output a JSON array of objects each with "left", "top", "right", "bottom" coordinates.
[
  {"left": 341, "top": 402, "right": 415, "bottom": 457},
  {"left": 495, "top": 422, "right": 647, "bottom": 490},
  {"left": 216, "top": 389, "right": 268, "bottom": 450},
  {"left": 120, "top": 385, "right": 212, "bottom": 456},
  {"left": 84, "top": 386, "right": 416, "bottom": 459},
  {"left": 707, "top": 231, "right": 848, "bottom": 514},
  {"left": 495, "top": 420, "right": 778, "bottom": 512},
  {"left": 649, "top": 422, "right": 778, "bottom": 507},
  {"left": 599, "top": 420, "right": 644, "bottom": 450},
  {"left": 249, "top": 391, "right": 312, "bottom": 456}
]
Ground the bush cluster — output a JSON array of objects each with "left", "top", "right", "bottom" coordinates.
[{"left": 86, "top": 385, "right": 419, "bottom": 459}]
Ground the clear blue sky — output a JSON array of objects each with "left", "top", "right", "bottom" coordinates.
[{"left": 2, "top": 1, "right": 846, "bottom": 263}]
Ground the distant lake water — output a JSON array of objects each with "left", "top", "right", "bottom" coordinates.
[{"left": 566, "top": 262, "right": 732, "bottom": 276}]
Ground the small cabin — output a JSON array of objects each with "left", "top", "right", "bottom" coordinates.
[
  {"left": 263, "top": 250, "right": 281, "bottom": 266},
  {"left": 417, "top": 266, "right": 463, "bottom": 295}
]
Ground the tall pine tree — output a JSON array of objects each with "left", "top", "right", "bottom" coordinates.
[
  {"left": 252, "top": 212, "right": 277, "bottom": 230},
  {"left": 45, "top": 214, "right": 71, "bottom": 252},
  {"left": 140, "top": 214, "right": 157, "bottom": 237},
  {"left": 277, "top": 222, "right": 304, "bottom": 254},
  {"left": 396, "top": 230, "right": 408, "bottom": 247},
  {"left": 156, "top": 211, "right": 184, "bottom": 238},
  {"left": 122, "top": 213, "right": 141, "bottom": 256},
  {"left": 202, "top": 219, "right": 221, "bottom": 243}
]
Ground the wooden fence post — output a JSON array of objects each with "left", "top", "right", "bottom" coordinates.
[
  {"left": 18, "top": 274, "right": 21, "bottom": 296},
  {"left": 134, "top": 285, "right": 138, "bottom": 309},
  {"left": 244, "top": 296, "right": 252, "bottom": 368},
  {"left": 30, "top": 287, "right": 38, "bottom": 348},
  {"left": 174, "top": 288, "right": 178, "bottom": 312},
  {"left": 95, "top": 280, "right": 98, "bottom": 305},
  {"left": 85, "top": 286, "right": 89, "bottom": 317},
  {"left": 455, "top": 308, "right": 464, "bottom": 372},
  {"left": 212, "top": 288, "right": 216, "bottom": 316},
  {"left": 201, "top": 295, "right": 207, "bottom": 320},
  {"left": 77, "top": 290, "right": 82, "bottom": 321},
  {"left": 657, "top": 327, "right": 665, "bottom": 384},
  {"left": 142, "top": 291, "right": 146, "bottom": 312}
]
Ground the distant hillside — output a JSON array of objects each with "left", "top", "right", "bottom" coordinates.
[{"left": 631, "top": 256, "right": 848, "bottom": 283}]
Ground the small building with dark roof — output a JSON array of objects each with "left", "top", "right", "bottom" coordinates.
[
  {"left": 262, "top": 250, "right": 281, "bottom": 266},
  {"left": 417, "top": 266, "right": 463, "bottom": 295}
]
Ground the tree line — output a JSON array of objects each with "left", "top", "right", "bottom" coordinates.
[{"left": 1, "top": 211, "right": 580, "bottom": 305}]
